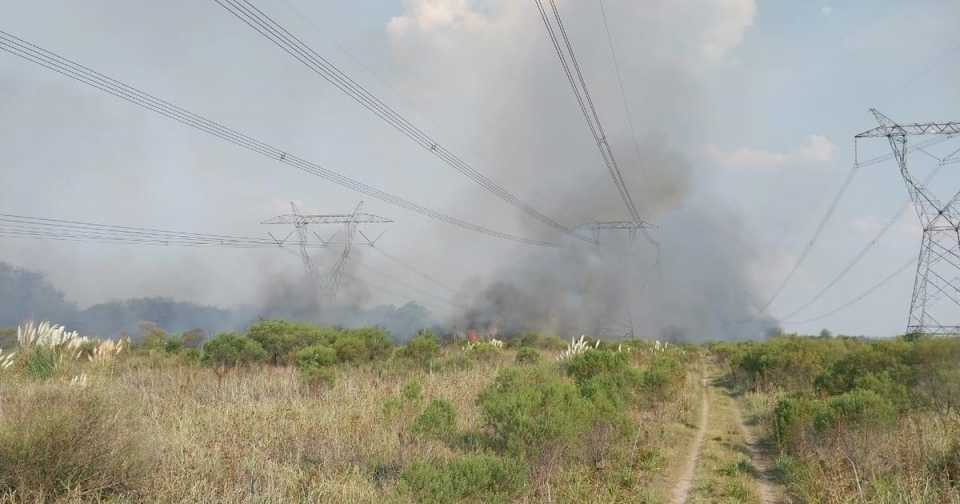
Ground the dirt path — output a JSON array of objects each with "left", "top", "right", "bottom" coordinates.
[
  {"left": 670, "top": 378, "right": 709, "bottom": 504},
  {"left": 731, "top": 396, "right": 783, "bottom": 504}
]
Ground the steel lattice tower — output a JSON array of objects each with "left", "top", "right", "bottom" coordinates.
[
  {"left": 262, "top": 201, "right": 392, "bottom": 299},
  {"left": 857, "top": 110, "right": 960, "bottom": 335}
]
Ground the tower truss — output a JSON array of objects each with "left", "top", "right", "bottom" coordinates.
[{"left": 857, "top": 109, "right": 960, "bottom": 335}]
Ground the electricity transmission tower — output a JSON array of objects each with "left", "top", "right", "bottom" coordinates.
[
  {"left": 262, "top": 201, "right": 392, "bottom": 299},
  {"left": 857, "top": 109, "right": 960, "bottom": 335},
  {"left": 577, "top": 220, "right": 658, "bottom": 339}
]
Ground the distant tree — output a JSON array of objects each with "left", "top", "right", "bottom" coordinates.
[
  {"left": 819, "top": 329, "right": 833, "bottom": 339},
  {"left": 181, "top": 328, "right": 206, "bottom": 349}
]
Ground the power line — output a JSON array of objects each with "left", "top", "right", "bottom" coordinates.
[
  {"left": 368, "top": 246, "right": 459, "bottom": 296},
  {"left": 598, "top": 0, "right": 648, "bottom": 188},
  {"left": 355, "top": 261, "right": 464, "bottom": 311},
  {"left": 532, "top": 0, "right": 643, "bottom": 225},
  {"left": 779, "top": 157, "right": 949, "bottom": 321},
  {"left": 212, "top": 0, "right": 586, "bottom": 242},
  {"left": 0, "top": 29, "right": 556, "bottom": 248},
  {"left": 787, "top": 257, "right": 916, "bottom": 325},
  {"left": 758, "top": 156, "right": 861, "bottom": 314},
  {"left": 0, "top": 213, "right": 326, "bottom": 248}
]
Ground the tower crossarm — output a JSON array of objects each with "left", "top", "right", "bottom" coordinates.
[
  {"left": 856, "top": 122, "right": 960, "bottom": 138},
  {"left": 261, "top": 213, "right": 394, "bottom": 225},
  {"left": 857, "top": 109, "right": 960, "bottom": 138}
]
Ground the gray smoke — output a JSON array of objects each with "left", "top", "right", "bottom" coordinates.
[{"left": 387, "top": 0, "right": 773, "bottom": 341}]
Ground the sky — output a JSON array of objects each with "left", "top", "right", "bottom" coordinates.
[{"left": 0, "top": 0, "right": 958, "bottom": 338}]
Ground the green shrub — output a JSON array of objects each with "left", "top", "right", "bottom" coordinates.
[
  {"left": 164, "top": 334, "right": 184, "bottom": 354},
  {"left": 565, "top": 350, "right": 641, "bottom": 411},
  {"left": 344, "top": 327, "right": 393, "bottom": 361},
  {"left": 400, "top": 454, "right": 526, "bottom": 504},
  {"left": 333, "top": 334, "right": 367, "bottom": 363},
  {"left": 639, "top": 354, "right": 685, "bottom": 402},
  {"left": 773, "top": 396, "right": 816, "bottom": 451},
  {"left": 293, "top": 344, "right": 338, "bottom": 390},
  {"left": 813, "top": 389, "right": 896, "bottom": 433},
  {"left": 466, "top": 342, "right": 500, "bottom": 362},
  {"left": 295, "top": 344, "right": 337, "bottom": 369},
  {"left": 300, "top": 366, "right": 336, "bottom": 389},
  {"left": 402, "top": 380, "right": 423, "bottom": 403},
  {"left": 398, "top": 331, "right": 440, "bottom": 369},
  {"left": 0, "top": 386, "right": 154, "bottom": 499},
  {"left": 201, "top": 333, "right": 266, "bottom": 369},
  {"left": 411, "top": 399, "right": 458, "bottom": 442},
  {"left": 477, "top": 366, "right": 592, "bottom": 459},
  {"left": 246, "top": 320, "right": 335, "bottom": 365},
  {"left": 515, "top": 347, "right": 541, "bottom": 365},
  {"left": 383, "top": 380, "right": 423, "bottom": 419}
]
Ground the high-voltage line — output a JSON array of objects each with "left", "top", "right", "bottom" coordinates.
[
  {"left": 0, "top": 213, "right": 328, "bottom": 248},
  {"left": 368, "top": 246, "right": 459, "bottom": 296},
  {"left": 788, "top": 257, "right": 917, "bottom": 325},
  {"left": 532, "top": 0, "right": 643, "bottom": 225},
  {"left": 780, "top": 154, "right": 949, "bottom": 321},
  {"left": 598, "top": 0, "right": 648, "bottom": 191},
  {"left": 0, "top": 29, "right": 555, "bottom": 248},
  {"left": 758, "top": 156, "right": 861, "bottom": 315},
  {"left": 355, "top": 262, "right": 464, "bottom": 311},
  {"left": 213, "top": 0, "right": 586, "bottom": 242}
]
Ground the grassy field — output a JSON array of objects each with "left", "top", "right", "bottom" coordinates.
[
  {"left": 0, "top": 323, "right": 703, "bottom": 503},
  {"left": 2, "top": 323, "right": 959, "bottom": 503}
]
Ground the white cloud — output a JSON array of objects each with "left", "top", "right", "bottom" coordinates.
[
  {"left": 821, "top": 6, "right": 834, "bottom": 17},
  {"left": 387, "top": 0, "right": 488, "bottom": 35},
  {"left": 709, "top": 134, "right": 836, "bottom": 170},
  {"left": 699, "top": 0, "right": 757, "bottom": 62}
]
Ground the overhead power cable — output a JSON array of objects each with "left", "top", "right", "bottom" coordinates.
[
  {"left": 779, "top": 154, "right": 950, "bottom": 321},
  {"left": 598, "top": 0, "right": 648, "bottom": 189},
  {"left": 0, "top": 29, "right": 555, "bottom": 248},
  {"left": 0, "top": 213, "right": 326, "bottom": 248},
  {"left": 212, "top": 0, "right": 587, "bottom": 242},
  {"left": 355, "top": 261, "right": 464, "bottom": 311},
  {"left": 787, "top": 257, "right": 917, "bottom": 325},
  {"left": 532, "top": 0, "right": 642, "bottom": 225},
  {"left": 368, "top": 246, "right": 459, "bottom": 296},
  {"left": 758, "top": 156, "right": 861, "bottom": 315}
]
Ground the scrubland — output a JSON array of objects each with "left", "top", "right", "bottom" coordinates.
[
  {"left": 3, "top": 322, "right": 959, "bottom": 503},
  {"left": 0, "top": 322, "right": 701, "bottom": 503},
  {"left": 714, "top": 334, "right": 960, "bottom": 503}
]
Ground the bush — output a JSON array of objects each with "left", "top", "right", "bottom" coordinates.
[
  {"left": 400, "top": 454, "right": 526, "bottom": 504},
  {"left": 344, "top": 327, "right": 393, "bottom": 361},
  {"left": 246, "top": 320, "right": 335, "bottom": 365},
  {"left": 295, "top": 344, "right": 337, "bottom": 369},
  {"left": 398, "top": 331, "right": 440, "bottom": 369},
  {"left": 466, "top": 342, "right": 500, "bottom": 362},
  {"left": 813, "top": 389, "right": 896, "bottom": 433},
  {"left": 0, "top": 386, "right": 154, "bottom": 499},
  {"left": 295, "top": 344, "right": 338, "bottom": 390},
  {"left": 202, "top": 333, "right": 266, "bottom": 369},
  {"left": 565, "top": 350, "right": 641, "bottom": 410},
  {"left": 300, "top": 366, "right": 336, "bottom": 389},
  {"left": 402, "top": 380, "right": 423, "bottom": 403},
  {"left": 411, "top": 399, "right": 458, "bottom": 442},
  {"left": 515, "top": 347, "right": 541, "bottom": 365},
  {"left": 333, "top": 334, "right": 367, "bottom": 363},
  {"left": 478, "top": 366, "right": 592, "bottom": 460}
]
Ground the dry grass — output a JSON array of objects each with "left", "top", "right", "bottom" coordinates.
[{"left": 0, "top": 345, "right": 701, "bottom": 503}]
